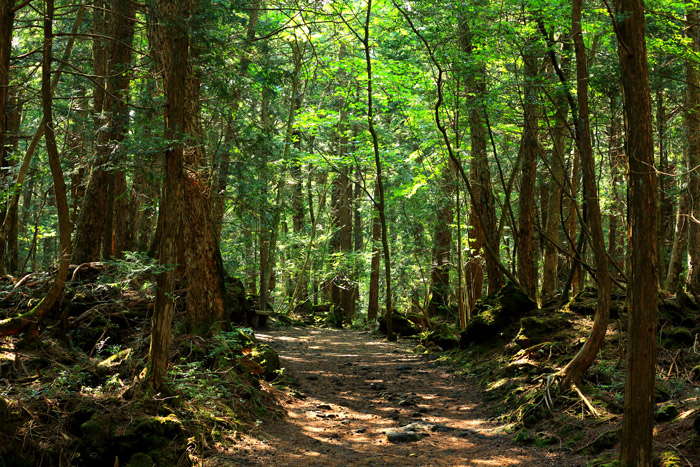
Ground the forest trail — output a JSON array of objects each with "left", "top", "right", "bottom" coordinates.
[{"left": 220, "top": 326, "right": 592, "bottom": 467}]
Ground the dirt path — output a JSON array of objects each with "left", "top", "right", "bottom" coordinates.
[{"left": 222, "top": 326, "right": 591, "bottom": 467}]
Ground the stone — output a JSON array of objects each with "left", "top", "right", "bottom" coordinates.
[
  {"left": 460, "top": 283, "right": 537, "bottom": 347},
  {"left": 386, "top": 423, "right": 431, "bottom": 443},
  {"left": 655, "top": 404, "right": 679, "bottom": 423},
  {"left": 250, "top": 344, "right": 280, "bottom": 380}
]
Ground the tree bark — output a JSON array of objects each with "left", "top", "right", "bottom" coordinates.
[
  {"left": 0, "top": 0, "right": 72, "bottom": 338},
  {"left": 368, "top": 182, "right": 381, "bottom": 321},
  {"left": 560, "top": 1, "right": 612, "bottom": 387},
  {"left": 687, "top": 7, "right": 700, "bottom": 297},
  {"left": 364, "top": 0, "right": 393, "bottom": 340},
  {"left": 617, "top": 0, "right": 659, "bottom": 464},
  {"left": 429, "top": 161, "right": 454, "bottom": 314},
  {"left": 516, "top": 39, "right": 541, "bottom": 299},
  {"left": 146, "top": 0, "right": 189, "bottom": 389},
  {"left": 541, "top": 45, "right": 569, "bottom": 301},
  {"left": 182, "top": 2, "right": 226, "bottom": 336},
  {"left": 71, "top": 1, "right": 111, "bottom": 263}
]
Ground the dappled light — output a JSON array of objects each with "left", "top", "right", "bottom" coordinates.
[{"left": 226, "top": 326, "right": 590, "bottom": 466}]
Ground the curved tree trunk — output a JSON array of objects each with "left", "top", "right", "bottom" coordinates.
[
  {"left": 0, "top": 0, "right": 72, "bottom": 338},
  {"left": 560, "top": 1, "right": 612, "bottom": 387}
]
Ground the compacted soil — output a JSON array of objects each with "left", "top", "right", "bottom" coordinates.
[{"left": 220, "top": 326, "right": 592, "bottom": 467}]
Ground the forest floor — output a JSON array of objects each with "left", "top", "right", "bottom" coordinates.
[{"left": 220, "top": 325, "right": 592, "bottom": 467}]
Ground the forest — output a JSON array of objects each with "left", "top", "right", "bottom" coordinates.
[{"left": 0, "top": 0, "right": 699, "bottom": 465}]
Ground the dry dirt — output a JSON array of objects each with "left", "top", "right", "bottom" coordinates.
[{"left": 219, "top": 325, "right": 593, "bottom": 466}]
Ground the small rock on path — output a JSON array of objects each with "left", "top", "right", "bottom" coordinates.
[{"left": 220, "top": 326, "right": 591, "bottom": 467}]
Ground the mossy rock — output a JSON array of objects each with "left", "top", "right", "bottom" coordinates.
[
  {"left": 377, "top": 313, "right": 421, "bottom": 337},
  {"left": 586, "top": 456, "right": 620, "bottom": 467},
  {"left": 421, "top": 324, "right": 458, "bottom": 350},
  {"left": 660, "top": 327, "right": 693, "bottom": 350},
  {"left": 655, "top": 381, "right": 671, "bottom": 403},
  {"left": 655, "top": 403, "right": 679, "bottom": 422},
  {"left": 225, "top": 276, "right": 249, "bottom": 324},
  {"left": 658, "top": 451, "right": 683, "bottom": 467},
  {"left": 533, "top": 433, "right": 558, "bottom": 447},
  {"left": 514, "top": 314, "right": 569, "bottom": 348},
  {"left": 581, "top": 429, "right": 621, "bottom": 456},
  {"left": 514, "top": 429, "right": 534, "bottom": 445},
  {"left": 80, "top": 413, "right": 185, "bottom": 466},
  {"left": 126, "top": 452, "right": 156, "bottom": 467},
  {"left": 250, "top": 344, "right": 280, "bottom": 380},
  {"left": 460, "top": 283, "right": 537, "bottom": 347},
  {"left": 689, "top": 365, "right": 700, "bottom": 382}
]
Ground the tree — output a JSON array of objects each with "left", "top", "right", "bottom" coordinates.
[
  {"left": 146, "top": 0, "right": 189, "bottom": 389},
  {"left": 615, "top": 0, "right": 659, "bottom": 463},
  {"left": 516, "top": 31, "right": 541, "bottom": 299}
]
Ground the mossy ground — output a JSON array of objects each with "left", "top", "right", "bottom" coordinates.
[
  {"left": 0, "top": 259, "right": 285, "bottom": 466},
  {"left": 434, "top": 286, "right": 700, "bottom": 466}
]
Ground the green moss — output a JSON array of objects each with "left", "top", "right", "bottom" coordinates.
[
  {"left": 250, "top": 344, "right": 280, "bottom": 381},
  {"left": 422, "top": 324, "right": 459, "bottom": 350},
  {"left": 581, "top": 429, "right": 621, "bottom": 456},
  {"left": 533, "top": 433, "right": 558, "bottom": 447},
  {"left": 514, "top": 429, "right": 533, "bottom": 445},
  {"left": 658, "top": 451, "right": 683, "bottom": 467},
  {"left": 515, "top": 315, "right": 568, "bottom": 348},
  {"left": 660, "top": 327, "right": 693, "bottom": 349},
  {"left": 655, "top": 381, "right": 671, "bottom": 403},
  {"left": 655, "top": 403, "right": 679, "bottom": 423},
  {"left": 460, "top": 283, "right": 537, "bottom": 347},
  {"left": 125, "top": 452, "right": 155, "bottom": 467}
]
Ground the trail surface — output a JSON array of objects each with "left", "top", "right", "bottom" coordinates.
[{"left": 224, "top": 326, "right": 591, "bottom": 467}]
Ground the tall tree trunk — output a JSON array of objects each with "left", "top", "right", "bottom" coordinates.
[
  {"left": 665, "top": 191, "right": 688, "bottom": 291},
  {"left": 71, "top": 1, "right": 111, "bottom": 263},
  {"left": 608, "top": 95, "right": 625, "bottom": 277},
  {"left": 364, "top": 0, "right": 394, "bottom": 340},
  {"left": 687, "top": 7, "right": 700, "bottom": 297},
  {"left": 459, "top": 15, "right": 502, "bottom": 301},
  {"left": 0, "top": 0, "right": 15, "bottom": 274},
  {"left": 182, "top": 3, "right": 226, "bottom": 336},
  {"left": 656, "top": 88, "right": 670, "bottom": 283},
  {"left": 147, "top": 0, "right": 189, "bottom": 389},
  {"left": 541, "top": 46, "right": 569, "bottom": 301},
  {"left": 559, "top": 2, "right": 612, "bottom": 387},
  {"left": 211, "top": 0, "right": 261, "bottom": 243},
  {"left": 368, "top": 182, "right": 381, "bottom": 321},
  {"left": 5, "top": 87, "right": 21, "bottom": 273},
  {"left": 517, "top": 39, "right": 541, "bottom": 299},
  {"left": 429, "top": 162, "right": 454, "bottom": 314},
  {"left": 617, "top": 0, "right": 659, "bottom": 464}
]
